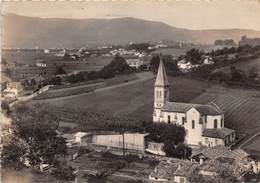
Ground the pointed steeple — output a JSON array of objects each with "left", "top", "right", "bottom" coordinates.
[{"left": 154, "top": 55, "right": 169, "bottom": 87}]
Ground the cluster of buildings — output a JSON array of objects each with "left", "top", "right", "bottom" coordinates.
[
  {"left": 1, "top": 82, "right": 23, "bottom": 99},
  {"left": 177, "top": 55, "right": 214, "bottom": 72}
]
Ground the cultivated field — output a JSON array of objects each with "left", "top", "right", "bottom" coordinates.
[
  {"left": 215, "top": 57, "right": 260, "bottom": 75},
  {"left": 241, "top": 134, "right": 260, "bottom": 158},
  {"left": 191, "top": 86, "right": 260, "bottom": 136},
  {"left": 2, "top": 51, "right": 114, "bottom": 80}
]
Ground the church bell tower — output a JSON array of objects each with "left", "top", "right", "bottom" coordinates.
[{"left": 153, "top": 56, "right": 170, "bottom": 122}]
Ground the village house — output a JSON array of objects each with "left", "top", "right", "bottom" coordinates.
[
  {"left": 149, "top": 160, "right": 196, "bottom": 183},
  {"left": 2, "top": 81, "right": 23, "bottom": 98},
  {"left": 191, "top": 145, "right": 231, "bottom": 164},
  {"left": 146, "top": 141, "right": 166, "bottom": 156},
  {"left": 36, "top": 60, "right": 47, "bottom": 67},
  {"left": 153, "top": 58, "right": 235, "bottom": 147},
  {"left": 126, "top": 58, "right": 144, "bottom": 69}
]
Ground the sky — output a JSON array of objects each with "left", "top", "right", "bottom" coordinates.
[{"left": 2, "top": 0, "right": 260, "bottom": 30}]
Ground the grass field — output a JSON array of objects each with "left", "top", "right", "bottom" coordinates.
[
  {"left": 241, "top": 134, "right": 260, "bottom": 158},
  {"left": 151, "top": 45, "right": 227, "bottom": 58},
  {"left": 33, "top": 76, "right": 211, "bottom": 120},
  {"left": 2, "top": 51, "right": 114, "bottom": 80},
  {"left": 30, "top": 71, "right": 260, "bottom": 139},
  {"left": 215, "top": 57, "right": 260, "bottom": 75}
]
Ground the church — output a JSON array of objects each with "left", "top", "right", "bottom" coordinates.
[{"left": 153, "top": 58, "right": 236, "bottom": 147}]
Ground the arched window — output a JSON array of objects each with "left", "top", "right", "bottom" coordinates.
[
  {"left": 192, "top": 120, "right": 195, "bottom": 129},
  {"left": 214, "top": 119, "right": 218, "bottom": 128},
  {"left": 168, "top": 115, "right": 171, "bottom": 124}
]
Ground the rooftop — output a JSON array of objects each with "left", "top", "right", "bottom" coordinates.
[
  {"left": 202, "top": 128, "right": 234, "bottom": 139},
  {"left": 192, "top": 145, "right": 231, "bottom": 160},
  {"left": 154, "top": 57, "right": 169, "bottom": 87},
  {"left": 150, "top": 160, "right": 196, "bottom": 180},
  {"left": 161, "top": 102, "right": 223, "bottom": 115},
  {"left": 223, "top": 148, "right": 249, "bottom": 160}
]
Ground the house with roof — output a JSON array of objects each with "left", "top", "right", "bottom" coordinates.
[
  {"left": 153, "top": 57, "right": 235, "bottom": 147},
  {"left": 149, "top": 160, "right": 197, "bottom": 183},
  {"left": 2, "top": 81, "right": 23, "bottom": 98},
  {"left": 126, "top": 58, "right": 144, "bottom": 69}
]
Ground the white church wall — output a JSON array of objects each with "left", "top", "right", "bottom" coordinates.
[
  {"left": 162, "top": 112, "right": 186, "bottom": 126},
  {"left": 153, "top": 108, "right": 163, "bottom": 122},
  {"left": 186, "top": 108, "right": 203, "bottom": 145},
  {"left": 206, "top": 115, "right": 223, "bottom": 129}
]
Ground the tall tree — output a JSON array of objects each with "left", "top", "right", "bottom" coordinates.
[{"left": 3, "top": 104, "right": 67, "bottom": 167}]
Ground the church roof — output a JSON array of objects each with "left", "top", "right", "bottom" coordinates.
[
  {"left": 161, "top": 102, "right": 223, "bottom": 115},
  {"left": 202, "top": 127, "right": 234, "bottom": 139},
  {"left": 154, "top": 57, "right": 169, "bottom": 87},
  {"left": 162, "top": 102, "right": 200, "bottom": 113}
]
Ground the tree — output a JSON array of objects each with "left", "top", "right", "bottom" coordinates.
[
  {"left": 163, "top": 140, "right": 176, "bottom": 157},
  {"left": 3, "top": 104, "right": 67, "bottom": 167},
  {"left": 150, "top": 55, "right": 160, "bottom": 73},
  {"left": 55, "top": 66, "right": 66, "bottom": 75},
  {"left": 51, "top": 165, "right": 76, "bottom": 181},
  {"left": 50, "top": 76, "right": 62, "bottom": 85},
  {"left": 150, "top": 54, "right": 179, "bottom": 75},
  {"left": 173, "top": 143, "right": 192, "bottom": 159},
  {"left": 184, "top": 48, "right": 204, "bottom": 66},
  {"left": 101, "top": 55, "right": 132, "bottom": 76}
]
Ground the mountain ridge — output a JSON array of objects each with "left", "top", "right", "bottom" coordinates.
[{"left": 3, "top": 13, "right": 260, "bottom": 48}]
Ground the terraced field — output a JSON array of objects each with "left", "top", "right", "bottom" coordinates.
[{"left": 191, "top": 86, "right": 260, "bottom": 136}]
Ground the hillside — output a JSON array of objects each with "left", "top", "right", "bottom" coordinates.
[
  {"left": 3, "top": 14, "right": 260, "bottom": 48},
  {"left": 31, "top": 75, "right": 260, "bottom": 139}
]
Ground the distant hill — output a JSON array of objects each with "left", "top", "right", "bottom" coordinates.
[{"left": 3, "top": 14, "right": 260, "bottom": 48}]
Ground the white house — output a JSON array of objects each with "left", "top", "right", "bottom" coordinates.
[
  {"left": 36, "top": 60, "right": 47, "bottom": 67},
  {"left": 75, "top": 132, "right": 89, "bottom": 145},
  {"left": 153, "top": 58, "right": 235, "bottom": 147},
  {"left": 126, "top": 58, "right": 144, "bottom": 69},
  {"left": 2, "top": 82, "right": 23, "bottom": 98}
]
